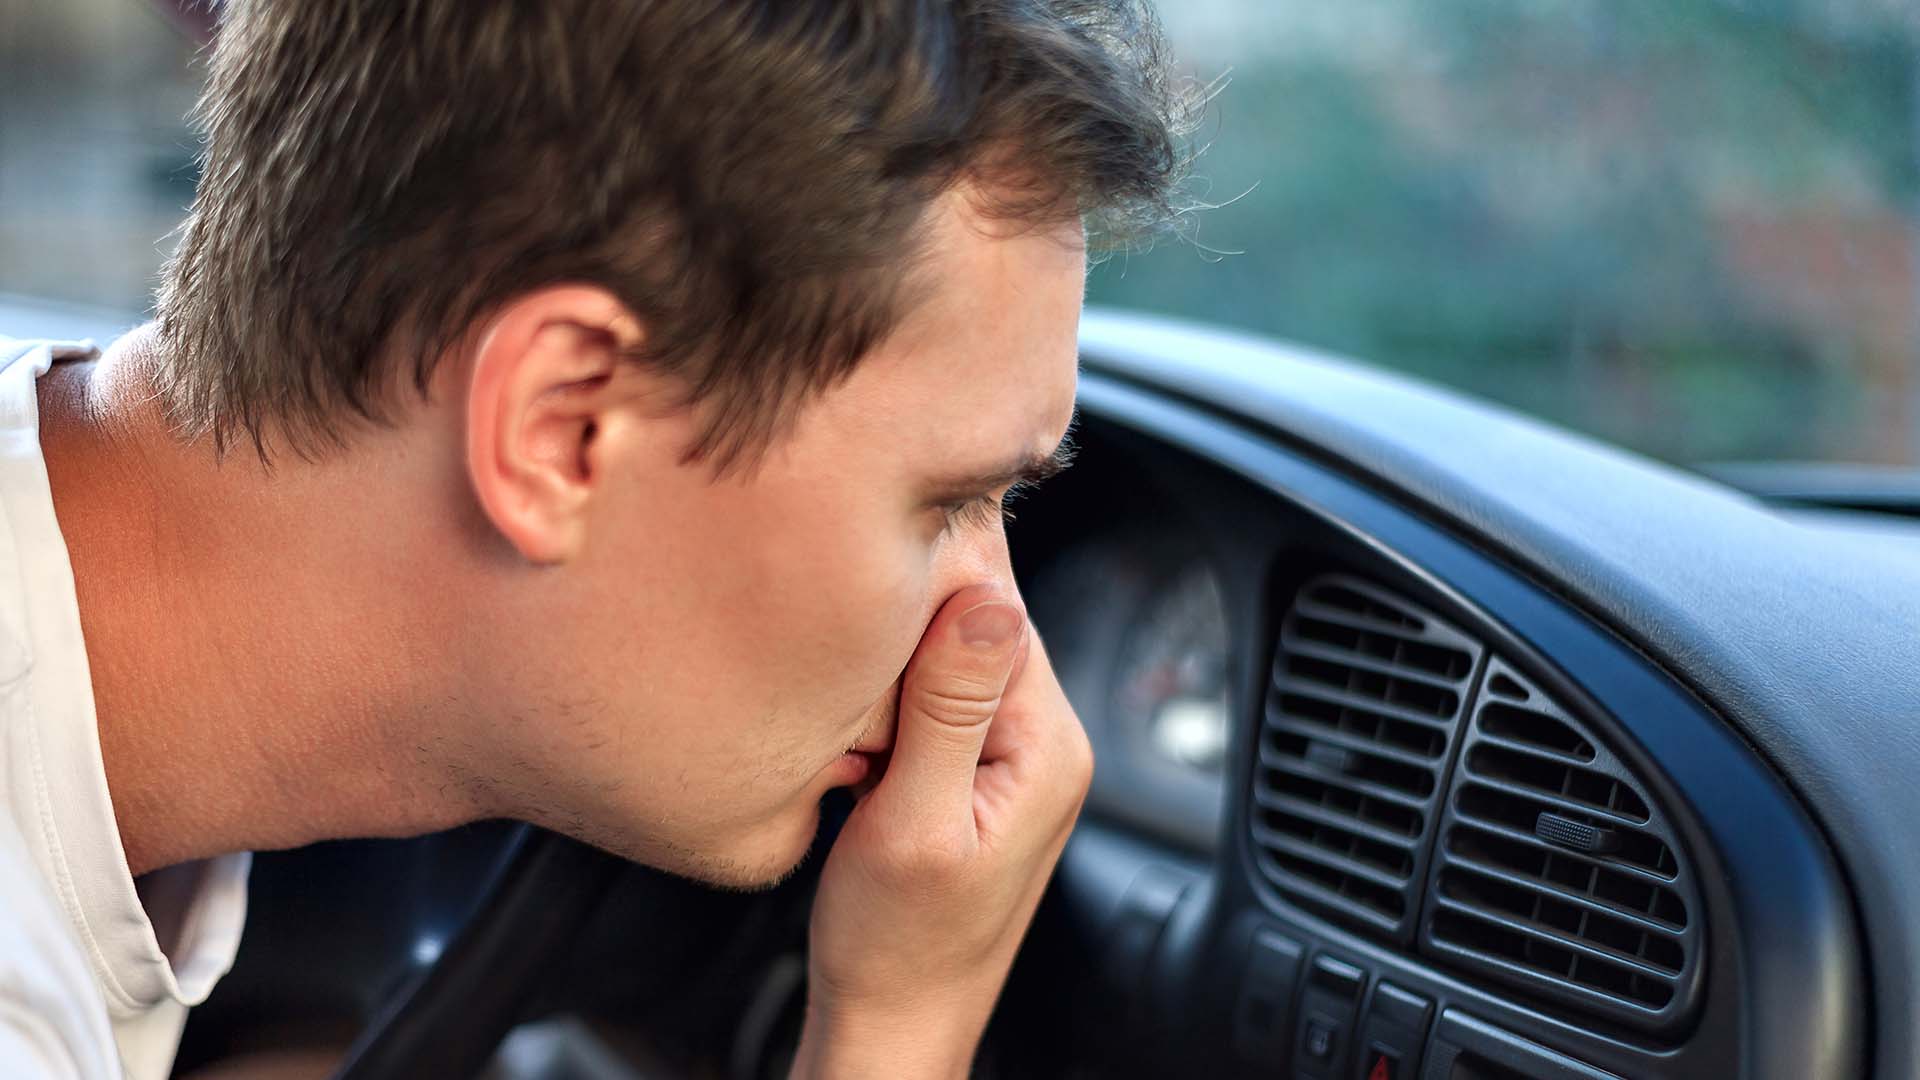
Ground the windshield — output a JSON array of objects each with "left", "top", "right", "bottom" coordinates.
[
  {"left": 3, "top": 0, "right": 1915, "bottom": 465},
  {"left": 1087, "top": 0, "right": 1920, "bottom": 467}
]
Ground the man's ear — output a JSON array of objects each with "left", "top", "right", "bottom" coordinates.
[{"left": 463, "top": 285, "right": 645, "bottom": 565}]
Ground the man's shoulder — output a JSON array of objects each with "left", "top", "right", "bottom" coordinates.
[
  {"left": 0, "top": 818, "right": 122, "bottom": 1078},
  {"left": 0, "top": 334, "right": 98, "bottom": 373},
  {"left": 0, "top": 335, "right": 50, "bottom": 685}
]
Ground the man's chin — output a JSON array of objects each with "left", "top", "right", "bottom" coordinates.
[
  {"left": 684, "top": 847, "right": 812, "bottom": 893},
  {"left": 604, "top": 804, "right": 821, "bottom": 893}
]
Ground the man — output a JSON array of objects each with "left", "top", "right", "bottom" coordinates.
[{"left": 0, "top": 0, "right": 1191, "bottom": 1076}]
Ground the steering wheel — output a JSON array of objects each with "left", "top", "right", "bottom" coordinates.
[
  {"left": 326, "top": 826, "right": 627, "bottom": 1079},
  {"left": 320, "top": 793, "right": 856, "bottom": 1080}
]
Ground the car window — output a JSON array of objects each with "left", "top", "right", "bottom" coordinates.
[
  {"left": 0, "top": 1, "right": 200, "bottom": 316},
  {"left": 3, "top": 0, "right": 1914, "bottom": 466},
  {"left": 1089, "top": 0, "right": 1920, "bottom": 466}
]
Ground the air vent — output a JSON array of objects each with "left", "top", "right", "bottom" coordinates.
[
  {"left": 1422, "top": 658, "right": 1703, "bottom": 1032},
  {"left": 1251, "top": 574, "right": 1484, "bottom": 942}
]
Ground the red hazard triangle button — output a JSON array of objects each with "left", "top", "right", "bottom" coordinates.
[{"left": 1367, "top": 1051, "right": 1398, "bottom": 1080}]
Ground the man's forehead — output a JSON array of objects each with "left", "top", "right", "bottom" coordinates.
[
  {"left": 765, "top": 186, "right": 1085, "bottom": 482},
  {"left": 909, "top": 205, "right": 1081, "bottom": 399},
  {"left": 887, "top": 331, "right": 1080, "bottom": 482}
]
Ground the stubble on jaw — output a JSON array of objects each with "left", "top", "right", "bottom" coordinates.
[
  {"left": 500, "top": 782, "right": 821, "bottom": 892},
  {"left": 431, "top": 680, "right": 897, "bottom": 892}
]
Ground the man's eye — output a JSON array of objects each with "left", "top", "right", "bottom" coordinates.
[
  {"left": 939, "top": 480, "right": 1032, "bottom": 533},
  {"left": 941, "top": 494, "right": 1007, "bottom": 532}
]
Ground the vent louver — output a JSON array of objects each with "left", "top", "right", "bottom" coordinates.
[
  {"left": 1251, "top": 574, "right": 1484, "bottom": 942},
  {"left": 1423, "top": 657, "right": 1703, "bottom": 1032}
]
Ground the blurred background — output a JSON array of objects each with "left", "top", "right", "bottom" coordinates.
[{"left": 3, "top": 0, "right": 1917, "bottom": 466}]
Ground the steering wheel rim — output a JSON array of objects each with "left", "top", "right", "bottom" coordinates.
[{"left": 326, "top": 825, "right": 628, "bottom": 1080}]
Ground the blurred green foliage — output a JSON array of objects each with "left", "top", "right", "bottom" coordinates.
[{"left": 1091, "top": 0, "right": 1919, "bottom": 464}]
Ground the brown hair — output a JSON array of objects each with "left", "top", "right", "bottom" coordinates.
[{"left": 156, "top": 0, "right": 1195, "bottom": 466}]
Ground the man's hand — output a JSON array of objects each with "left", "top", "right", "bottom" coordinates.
[{"left": 790, "top": 585, "right": 1094, "bottom": 1079}]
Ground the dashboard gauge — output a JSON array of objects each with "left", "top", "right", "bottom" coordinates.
[
  {"left": 1112, "top": 565, "right": 1231, "bottom": 777},
  {"left": 1025, "top": 538, "right": 1238, "bottom": 852}
]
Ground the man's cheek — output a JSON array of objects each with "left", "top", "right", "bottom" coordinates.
[{"left": 879, "top": 546, "right": 942, "bottom": 660}]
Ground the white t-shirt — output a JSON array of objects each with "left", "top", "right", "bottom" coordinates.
[{"left": 0, "top": 336, "right": 250, "bottom": 1080}]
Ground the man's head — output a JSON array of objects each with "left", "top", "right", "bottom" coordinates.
[{"left": 150, "top": 0, "right": 1189, "bottom": 885}]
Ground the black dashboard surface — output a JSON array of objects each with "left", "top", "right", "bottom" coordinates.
[
  {"left": 1075, "top": 307, "right": 1917, "bottom": 1078},
  {"left": 1014, "top": 375, "right": 1857, "bottom": 1079}
]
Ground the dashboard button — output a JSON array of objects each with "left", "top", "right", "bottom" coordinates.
[
  {"left": 1355, "top": 982, "right": 1431, "bottom": 1080},
  {"left": 1305, "top": 1014, "right": 1339, "bottom": 1059},
  {"left": 1294, "top": 954, "right": 1366, "bottom": 1078},
  {"left": 1369, "top": 982, "right": 1432, "bottom": 1031},
  {"left": 1233, "top": 928, "right": 1304, "bottom": 1064},
  {"left": 1311, "top": 954, "right": 1367, "bottom": 998}
]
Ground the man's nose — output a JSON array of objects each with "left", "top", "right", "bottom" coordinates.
[
  {"left": 968, "top": 521, "right": 1019, "bottom": 591},
  {"left": 935, "top": 523, "right": 1020, "bottom": 610}
]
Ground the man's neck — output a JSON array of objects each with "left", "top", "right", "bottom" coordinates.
[{"left": 34, "top": 327, "right": 485, "bottom": 876}]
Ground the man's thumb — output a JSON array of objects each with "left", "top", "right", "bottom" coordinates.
[{"left": 883, "top": 591, "right": 1026, "bottom": 819}]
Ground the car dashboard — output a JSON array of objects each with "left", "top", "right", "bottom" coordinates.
[{"left": 993, "top": 309, "right": 1920, "bottom": 1079}]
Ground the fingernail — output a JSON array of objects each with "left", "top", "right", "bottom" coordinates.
[{"left": 958, "top": 602, "right": 1023, "bottom": 648}]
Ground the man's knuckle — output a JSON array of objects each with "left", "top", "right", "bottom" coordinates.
[
  {"left": 877, "top": 831, "right": 972, "bottom": 884},
  {"left": 1066, "top": 729, "right": 1095, "bottom": 790},
  {"left": 1049, "top": 716, "right": 1095, "bottom": 792},
  {"left": 913, "top": 680, "right": 1001, "bottom": 727}
]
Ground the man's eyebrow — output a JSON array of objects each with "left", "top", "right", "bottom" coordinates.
[{"left": 925, "top": 434, "right": 1079, "bottom": 501}]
